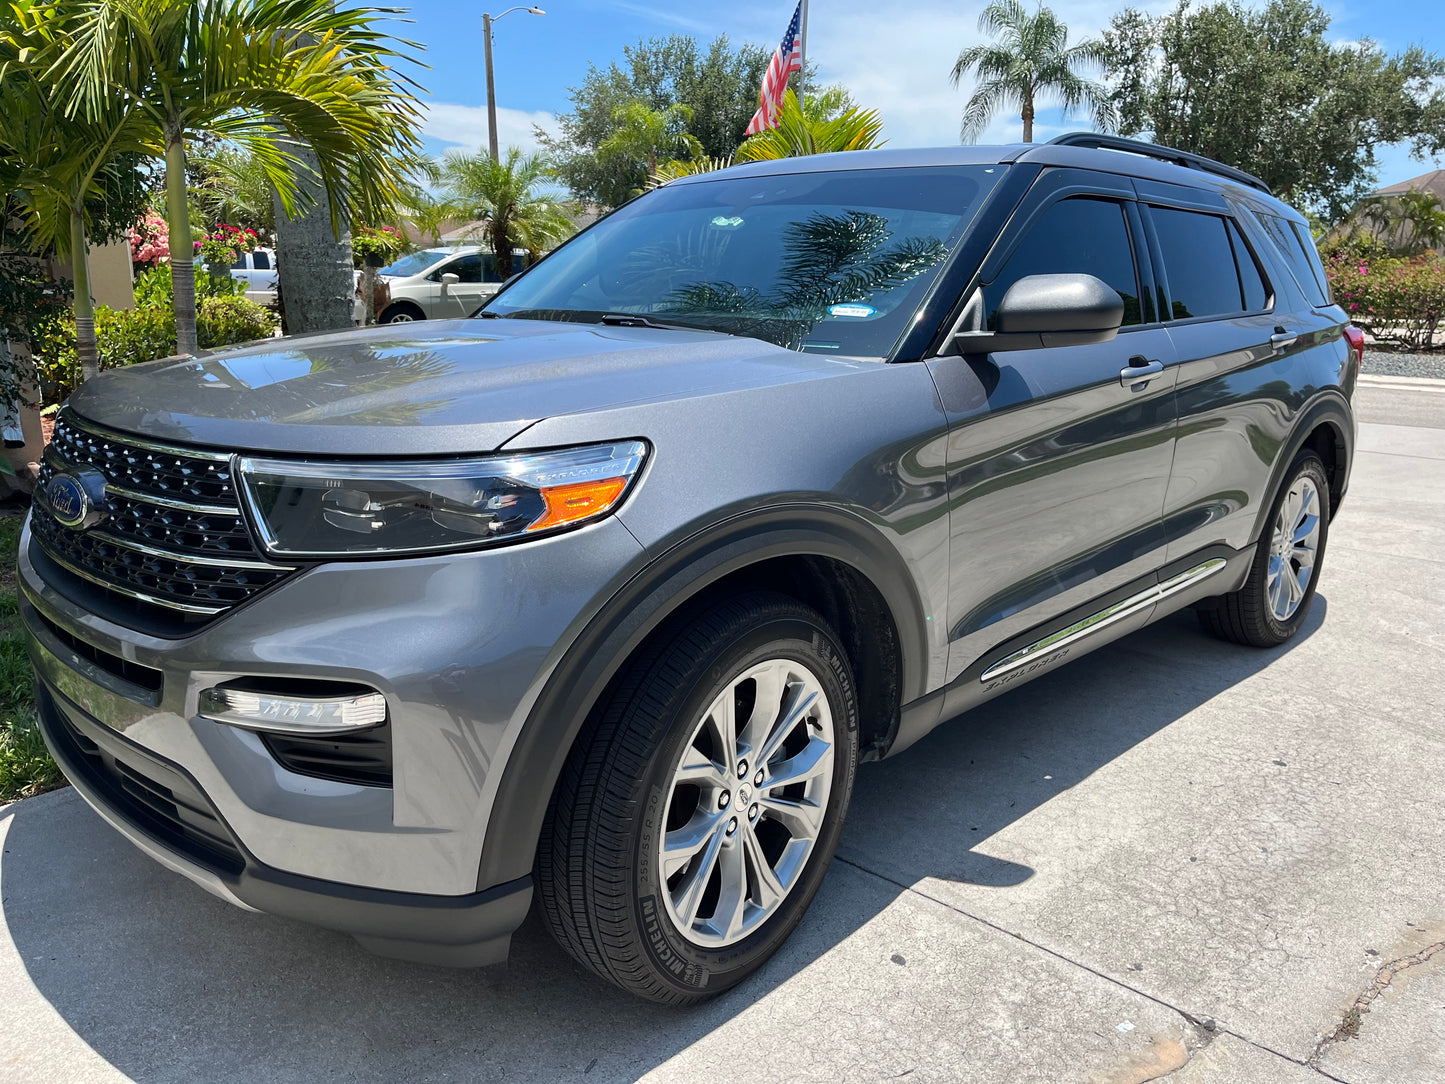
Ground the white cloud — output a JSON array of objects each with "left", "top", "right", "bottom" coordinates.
[
  {"left": 732, "top": 0, "right": 1174, "bottom": 148},
  {"left": 420, "top": 101, "right": 560, "bottom": 155}
]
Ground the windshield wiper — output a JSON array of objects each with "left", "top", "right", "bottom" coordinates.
[{"left": 595, "top": 312, "right": 725, "bottom": 334}]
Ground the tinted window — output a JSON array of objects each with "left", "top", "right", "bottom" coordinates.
[
  {"left": 444, "top": 254, "right": 484, "bottom": 283},
  {"left": 487, "top": 165, "right": 1003, "bottom": 356},
  {"left": 252, "top": 250, "right": 271, "bottom": 270},
  {"left": 1257, "top": 213, "right": 1329, "bottom": 306},
  {"left": 380, "top": 250, "right": 448, "bottom": 278},
  {"left": 1152, "top": 208, "right": 1245, "bottom": 320},
  {"left": 984, "top": 198, "right": 1142, "bottom": 328},
  {"left": 1227, "top": 220, "right": 1268, "bottom": 311}
]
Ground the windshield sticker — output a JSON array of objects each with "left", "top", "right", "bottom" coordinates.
[
  {"left": 827, "top": 304, "right": 876, "bottom": 319},
  {"left": 709, "top": 216, "right": 745, "bottom": 230}
]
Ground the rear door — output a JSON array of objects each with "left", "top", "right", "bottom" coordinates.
[
  {"left": 927, "top": 170, "right": 1179, "bottom": 691},
  {"left": 1137, "top": 181, "right": 1336, "bottom": 562}
]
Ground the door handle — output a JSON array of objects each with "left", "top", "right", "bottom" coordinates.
[
  {"left": 1119, "top": 357, "right": 1164, "bottom": 389},
  {"left": 1270, "top": 330, "right": 1298, "bottom": 353}
]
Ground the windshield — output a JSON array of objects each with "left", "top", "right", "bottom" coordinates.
[
  {"left": 380, "top": 249, "right": 450, "bottom": 278},
  {"left": 484, "top": 165, "right": 1004, "bottom": 356}
]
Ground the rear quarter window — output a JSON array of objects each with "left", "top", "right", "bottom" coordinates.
[{"left": 1256, "top": 213, "right": 1330, "bottom": 307}]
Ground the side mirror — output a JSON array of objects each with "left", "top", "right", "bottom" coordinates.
[
  {"left": 440, "top": 272, "right": 460, "bottom": 288},
  {"left": 951, "top": 273, "right": 1124, "bottom": 355}
]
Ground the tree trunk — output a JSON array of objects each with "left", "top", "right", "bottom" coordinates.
[
  {"left": 492, "top": 218, "right": 513, "bottom": 280},
  {"left": 362, "top": 264, "right": 377, "bottom": 325},
  {"left": 69, "top": 205, "right": 100, "bottom": 384},
  {"left": 164, "top": 130, "right": 198, "bottom": 356},
  {"left": 273, "top": 141, "right": 355, "bottom": 334},
  {"left": 1022, "top": 89, "right": 1035, "bottom": 143}
]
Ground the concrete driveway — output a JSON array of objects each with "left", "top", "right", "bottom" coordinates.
[{"left": 2, "top": 378, "right": 1442, "bottom": 1083}]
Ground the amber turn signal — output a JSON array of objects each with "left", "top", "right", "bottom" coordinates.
[{"left": 527, "top": 476, "right": 630, "bottom": 532}]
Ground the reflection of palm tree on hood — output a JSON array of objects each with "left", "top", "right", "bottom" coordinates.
[{"left": 660, "top": 211, "right": 947, "bottom": 349}]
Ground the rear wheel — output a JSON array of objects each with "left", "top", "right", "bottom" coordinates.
[
  {"left": 1199, "top": 450, "right": 1330, "bottom": 647},
  {"left": 536, "top": 591, "right": 859, "bottom": 1004}
]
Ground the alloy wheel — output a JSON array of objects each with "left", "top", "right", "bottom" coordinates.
[
  {"left": 1267, "top": 475, "right": 1321, "bottom": 621},
  {"left": 658, "top": 658, "right": 835, "bottom": 948}
]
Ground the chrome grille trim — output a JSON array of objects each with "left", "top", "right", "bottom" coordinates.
[
  {"left": 30, "top": 538, "right": 230, "bottom": 615},
  {"left": 41, "top": 446, "right": 237, "bottom": 515},
  {"left": 86, "top": 529, "right": 294, "bottom": 572},
  {"left": 32, "top": 414, "right": 298, "bottom": 620},
  {"left": 104, "top": 481, "right": 237, "bottom": 517},
  {"left": 61, "top": 410, "right": 234, "bottom": 461}
]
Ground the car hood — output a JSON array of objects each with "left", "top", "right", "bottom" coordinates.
[{"left": 67, "top": 319, "right": 857, "bottom": 455}]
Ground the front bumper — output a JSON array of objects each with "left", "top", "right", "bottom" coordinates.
[
  {"left": 35, "top": 683, "right": 531, "bottom": 965},
  {"left": 20, "top": 513, "right": 643, "bottom": 962}
]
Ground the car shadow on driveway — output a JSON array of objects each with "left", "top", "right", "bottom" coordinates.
[{"left": 0, "top": 601, "right": 1324, "bottom": 1082}]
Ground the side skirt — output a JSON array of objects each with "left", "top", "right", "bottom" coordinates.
[{"left": 885, "top": 543, "right": 1253, "bottom": 757}]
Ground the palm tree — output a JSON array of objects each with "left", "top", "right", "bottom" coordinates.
[
  {"left": 53, "top": 0, "right": 424, "bottom": 355},
  {"left": 736, "top": 91, "right": 885, "bottom": 162},
  {"left": 0, "top": 4, "right": 153, "bottom": 382},
  {"left": 950, "top": 0, "right": 1113, "bottom": 143},
  {"left": 599, "top": 101, "right": 704, "bottom": 180},
  {"left": 439, "top": 147, "right": 577, "bottom": 279},
  {"left": 1392, "top": 192, "right": 1445, "bottom": 255}
]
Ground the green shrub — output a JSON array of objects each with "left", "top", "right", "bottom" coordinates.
[
  {"left": 35, "top": 294, "right": 279, "bottom": 403},
  {"left": 1327, "top": 253, "right": 1445, "bottom": 351},
  {"left": 134, "top": 263, "right": 244, "bottom": 309},
  {"left": 198, "top": 294, "right": 278, "bottom": 349}
]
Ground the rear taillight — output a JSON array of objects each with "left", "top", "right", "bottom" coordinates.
[{"left": 1343, "top": 325, "right": 1365, "bottom": 372}]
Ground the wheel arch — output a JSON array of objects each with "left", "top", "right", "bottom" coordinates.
[
  {"left": 380, "top": 299, "right": 426, "bottom": 323},
  {"left": 1249, "top": 389, "right": 1354, "bottom": 545},
  {"left": 475, "top": 505, "right": 930, "bottom": 891}
]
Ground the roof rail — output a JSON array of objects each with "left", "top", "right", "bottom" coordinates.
[{"left": 1045, "top": 133, "right": 1273, "bottom": 195}]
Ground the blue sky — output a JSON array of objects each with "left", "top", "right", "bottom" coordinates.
[{"left": 397, "top": 0, "right": 1445, "bottom": 190}]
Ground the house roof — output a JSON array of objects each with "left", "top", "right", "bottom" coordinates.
[{"left": 1375, "top": 170, "right": 1445, "bottom": 201}]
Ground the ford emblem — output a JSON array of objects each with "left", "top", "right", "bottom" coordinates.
[{"left": 45, "top": 468, "right": 109, "bottom": 530}]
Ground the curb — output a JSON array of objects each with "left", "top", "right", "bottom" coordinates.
[{"left": 1358, "top": 374, "right": 1445, "bottom": 393}]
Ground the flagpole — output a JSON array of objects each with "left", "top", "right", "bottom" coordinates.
[{"left": 798, "top": 0, "right": 809, "bottom": 113}]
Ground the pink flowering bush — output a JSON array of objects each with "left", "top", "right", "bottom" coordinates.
[
  {"left": 127, "top": 214, "right": 170, "bottom": 269},
  {"left": 1326, "top": 254, "right": 1445, "bottom": 351},
  {"left": 198, "top": 223, "right": 260, "bottom": 267}
]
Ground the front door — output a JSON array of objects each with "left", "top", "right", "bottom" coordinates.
[
  {"left": 432, "top": 253, "right": 491, "bottom": 318},
  {"left": 927, "top": 184, "right": 1179, "bottom": 696}
]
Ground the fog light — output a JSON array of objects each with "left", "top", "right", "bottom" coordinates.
[{"left": 199, "top": 687, "right": 387, "bottom": 735}]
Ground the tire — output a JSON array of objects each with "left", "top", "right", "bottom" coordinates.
[
  {"left": 380, "top": 303, "right": 423, "bottom": 324},
  {"left": 1199, "top": 450, "right": 1330, "bottom": 647},
  {"left": 536, "top": 591, "right": 860, "bottom": 1004}
]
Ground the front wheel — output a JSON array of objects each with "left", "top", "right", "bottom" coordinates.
[
  {"left": 537, "top": 591, "right": 859, "bottom": 1004},
  {"left": 1199, "top": 450, "right": 1330, "bottom": 647}
]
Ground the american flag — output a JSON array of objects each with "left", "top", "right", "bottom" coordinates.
[{"left": 745, "top": 2, "right": 805, "bottom": 136}]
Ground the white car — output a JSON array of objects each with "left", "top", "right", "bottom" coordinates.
[
  {"left": 365, "top": 246, "right": 526, "bottom": 324},
  {"left": 228, "top": 248, "right": 278, "bottom": 306}
]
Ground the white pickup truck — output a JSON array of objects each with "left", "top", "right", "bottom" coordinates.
[{"left": 229, "top": 248, "right": 278, "bottom": 306}]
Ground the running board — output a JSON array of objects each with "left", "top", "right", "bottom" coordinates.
[{"left": 979, "top": 559, "right": 1228, "bottom": 683}]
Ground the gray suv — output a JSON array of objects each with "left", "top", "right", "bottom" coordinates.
[{"left": 21, "top": 135, "right": 1358, "bottom": 1004}]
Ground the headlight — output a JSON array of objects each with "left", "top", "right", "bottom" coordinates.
[{"left": 237, "top": 441, "right": 647, "bottom": 557}]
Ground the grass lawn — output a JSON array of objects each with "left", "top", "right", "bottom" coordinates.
[{"left": 0, "top": 515, "right": 63, "bottom": 801}]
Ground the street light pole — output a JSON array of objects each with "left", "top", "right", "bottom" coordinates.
[{"left": 482, "top": 6, "right": 545, "bottom": 162}]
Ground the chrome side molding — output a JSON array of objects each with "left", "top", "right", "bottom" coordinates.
[{"left": 980, "top": 558, "right": 1227, "bottom": 683}]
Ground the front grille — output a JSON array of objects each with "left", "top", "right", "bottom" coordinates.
[
  {"left": 31, "top": 412, "right": 294, "bottom": 627},
  {"left": 38, "top": 687, "right": 245, "bottom": 875}
]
